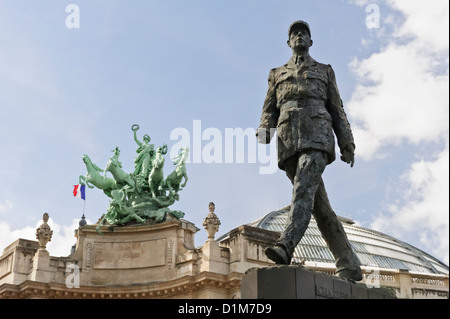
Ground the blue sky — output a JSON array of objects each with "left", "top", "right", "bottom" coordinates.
[{"left": 0, "top": 0, "right": 448, "bottom": 265}]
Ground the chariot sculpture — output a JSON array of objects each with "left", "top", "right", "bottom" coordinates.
[{"left": 78, "top": 124, "right": 189, "bottom": 233}]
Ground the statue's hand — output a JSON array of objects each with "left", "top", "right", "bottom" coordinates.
[
  {"left": 340, "top": 144, "right": 355, "bottom": 168},
  {"left": 256, "top": 127, "right": 272, "bottom": 144}
]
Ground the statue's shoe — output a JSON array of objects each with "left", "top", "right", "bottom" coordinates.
[
  {"left": 336, "top": 266, "right": 363, "bottom": 282},
  {"left": 264, "top": 245, "right": 291, "bottom": 265}
]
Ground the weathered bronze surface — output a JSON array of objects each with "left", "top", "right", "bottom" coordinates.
[
  {"left": 257, "top": 20, "right": 362, "bottom": 281},
  {"left": 78, "top": 124, "right": 189, "bottom": 233}
]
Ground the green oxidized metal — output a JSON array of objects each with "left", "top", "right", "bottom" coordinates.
[{"left": 78, "top": 124, "right": 189, "bottom": 233}]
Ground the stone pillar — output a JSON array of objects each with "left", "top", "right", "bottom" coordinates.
[
  {"left": 29, "top": 213, "right": 54, "bottom": 283},
  {"left": 397, "top": 269, "right": 413, "bottom": 299}
]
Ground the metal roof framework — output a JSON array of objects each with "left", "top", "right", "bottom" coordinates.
[{"left": 248, "top": 208, "right": 449, "bottom": 275}]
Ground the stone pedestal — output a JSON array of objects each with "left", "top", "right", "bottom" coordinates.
[
  {"left": 241, "top": 266, "right": 396, "bottom": 299},
  {"left": 29, "top": 249, "right": 53, "bottom": 283},
  {"left": 71, "top": 219, "right": 198, "bottom": 286},
  {"left": 199, "top": 240, "right": 229, "bottom": 275}
]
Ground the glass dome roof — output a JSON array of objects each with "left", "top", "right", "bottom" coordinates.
[{"left": 246, "top": 206, "right": 449, "bottom": 275}]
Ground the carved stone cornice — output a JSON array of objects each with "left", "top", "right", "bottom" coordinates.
[{"left": 0, "top": 272, "right": 245, "bottom": 299}]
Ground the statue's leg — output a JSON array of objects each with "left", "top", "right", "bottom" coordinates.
[
  {"left": 118, "top": 215, "right": 130, "bottom": 224},
  {"left": 313, "top": 179, "right": 362, "bottom": 281},
  {"left": 79, "top": 175, "right": 93, "bottom": 188},
  {"left": 86, "top": 181, "right": 95, "bottom": 189},
  {"left": 156, "top": 180, "right": 163, "bottom": 196},
  {"left": 283, "top": 157, "right": 297, "bottom": 185},
  {"left": 166, "top": 181, "right": 173, "bottom": 196},
  {"left": 148, "top": 175, "right": 152, "bottom": 194},
  {"left": 96, "top": 213, "right": 109, "bottom": 234},
  {"left": 149, "top": 180, "right": 155, "bottom": 197},
  {"left": 181, "top": 175, "right": 188, "bottom": 187},
  {"left": 268, "top": 151, "right": 327, "bottom": 264},
  {"left": 133, "top": 213, "right": 145, "bottom": 223}
]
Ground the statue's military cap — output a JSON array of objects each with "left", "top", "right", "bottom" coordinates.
[{"left": 288, "top": 20, "right": 311, "bottom": 38}]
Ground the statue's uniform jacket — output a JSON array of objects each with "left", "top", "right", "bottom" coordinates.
[{"left": 259, "top": 55, "right": 354, "bottom": 170}]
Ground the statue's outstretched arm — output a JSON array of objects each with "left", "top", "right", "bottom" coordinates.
[
  {"left": 133, "top": 130, "right": 142, "bottom": 147},
  {"left": 132, "top": 124, "right": 143, "bottom": 147}
]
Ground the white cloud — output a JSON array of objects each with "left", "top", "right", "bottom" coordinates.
[
  {"left": 46, "top": 218, "right": 83, "bottom": 257},
  {"left": 0, "top": 200, "right": 13, "bottom": 214},
  {"left": 389, "top": 0, "right": 449, "bottom": 52},
  {"left": 0, "top": 223, "right": 35, "bottom": 253},
  {"left": 371, "top": 147, "right": 449, "bottom": 264},
  {"left": 347, "top": 0, "right": 449, "bottom": 264},
  {"left": 0, "top": 218, "right": 87, "bottom": 258},
  {"left": 348, "top": 40, "right": 448, "bottom": 160}
]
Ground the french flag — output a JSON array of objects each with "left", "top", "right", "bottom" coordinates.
[{"left": 73, "top": 184, "right": 86, "bottom": 200}]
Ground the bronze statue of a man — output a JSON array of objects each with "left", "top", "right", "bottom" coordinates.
[{"left": 257, "top": 20, "right": 362, "bottom": 281}]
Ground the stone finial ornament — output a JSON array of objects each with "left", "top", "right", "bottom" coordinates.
[
  {"left": 79, "top": 214, "right": 87, "bottom": 227},
  {"left": 203, "top": 202, "right": 221, "bottom": 240},
  {"left": 36, "top": 213, "right": 53, "bottom": 250}
]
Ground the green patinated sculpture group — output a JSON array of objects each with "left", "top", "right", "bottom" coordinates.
[{"left": 78, "top": 124, "right": 189, "bottom": 233}]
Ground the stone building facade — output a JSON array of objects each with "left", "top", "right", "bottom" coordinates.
[{"left": 0, "top": 208, "right": 448, "bottom": 299}]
